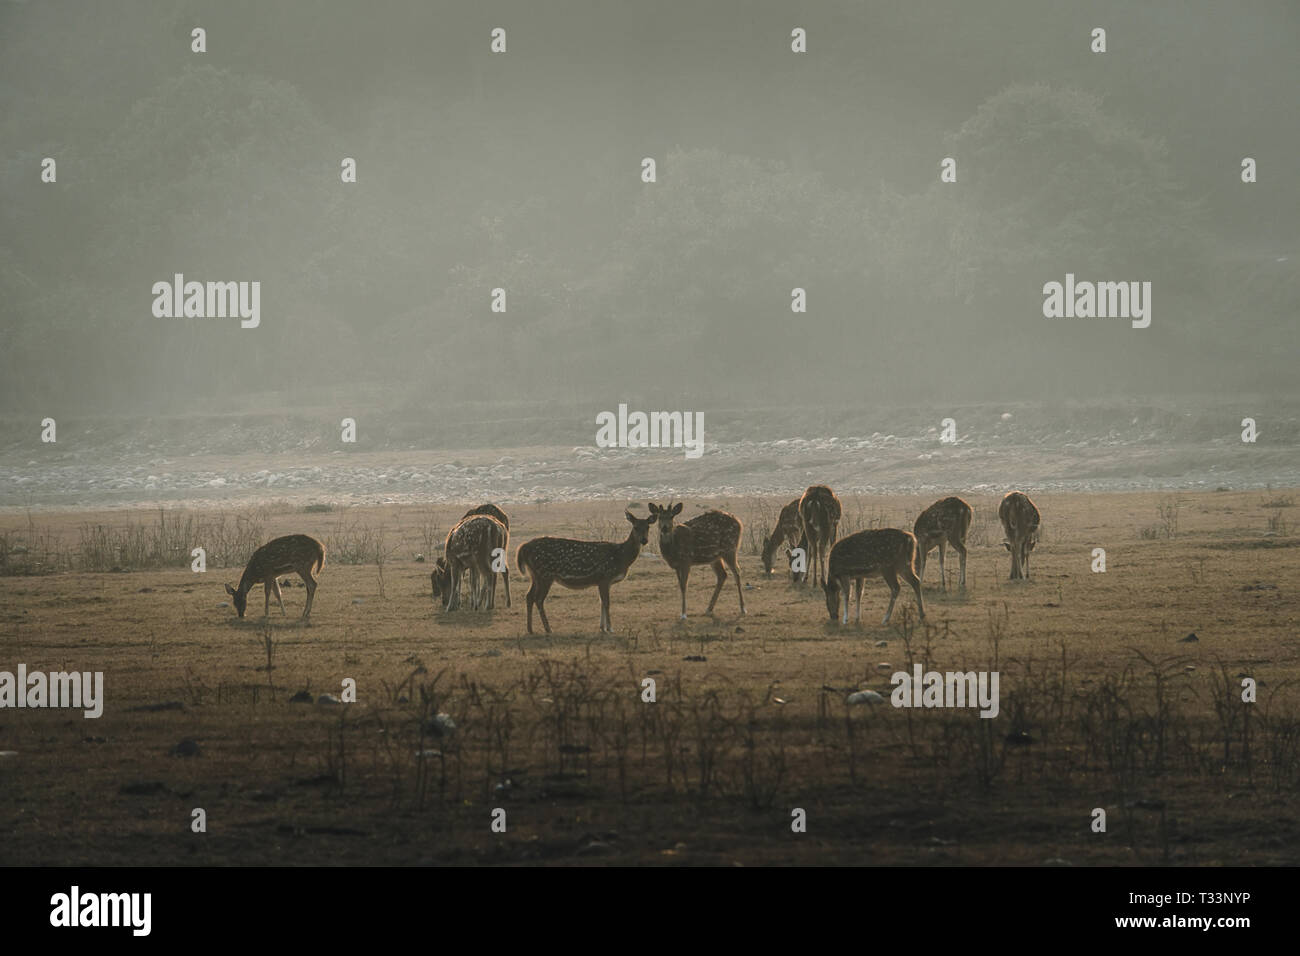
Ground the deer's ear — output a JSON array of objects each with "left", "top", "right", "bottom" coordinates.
[
  {"left": 224, "top": 583, "right": 236, "bottom": 595},
  {"left": 671, "top": 503, "right": 683, "bottom": 516},
  {"left": 626, "top": 510, "right": 636, "bottom": 523}
]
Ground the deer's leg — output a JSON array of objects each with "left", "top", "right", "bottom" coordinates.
[
  {"left": 525, "top": 579, "right": 537, "bottom": 634},
  {"left": 263, "top": 580, "right": 272, "bottom": 617},
  {"left": 726, "top": 552, "right": 745, "bottom": 614},
  {"left": 838, "top": 577, "right": 849, "bottom": 625},
  {"left": 952, "top": 536, "right": 967, "bottom": 589},
  {"left": 503, "top": 567, "right": 511, "bottom": 608},
  {"left": 853, "top": 578, "right": 863, "bottom": 624},
  {"left": 705, "top": 559, "right": 727, "bottom": 615},
  {"left": 451, "top": 568, "right": 460, "bottom": 610},
  {"left": 1022, "top": 543, "right": 1030, "bottom": 580},
  {"left": 270, "top": 578, "right": 286, "bottom": 616},
  {"left": 881, "top": 570, "right": 901, "bottom": 624},
  {"left": 916, "top": 545, "right": 927, "bottom": 586},
  {"left": 937, "top": 541, "right": 947, "bottom": 592},
  {"left": 901, "top": 562, "right": 925, "bottom": 620},
  {"left": 598, "top": 581, "right": 612, "bottom": 633},
  {"left": 534, "top": 578, "right": 553, "bottom": 634},
  {"left": 677, "top": 566, "right": 690, "bottom": 620},
  {"left": 302, "top": 571, "right": 317, "bottom": 618}
]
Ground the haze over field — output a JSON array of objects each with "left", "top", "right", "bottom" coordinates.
[{"left": 1, "top": 0, "right": 1296, "bottom": 439}]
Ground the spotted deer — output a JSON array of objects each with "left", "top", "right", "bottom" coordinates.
[
  {"left": 435, "top": 514, "right": 510, "bottom": 611},
  {"left": 761, "top": 497, "right": 806, "bottom": 583},
  {"left": 999, "top": 491, "right": 1040, "bottom": 580},
  {"left": 822, "top": 528, "right": 925, "bottom": 625},
  {"left": 225, "top": 534, "right": 325, "bottom": 619},
  {"left": 648, "top": 502, "right": 746, "bottom": 619},
  {"left": 799, "top": 484, "right": 842, "bottom": 587},
  {"left": 463, "top": 503, "right": 511, "bottom": 607},
  {"left": 515, "top": 508, "right": 656, "bottom": 634},
  {"left": 913, "top": 496, "right": 973, "bottom": 590}
]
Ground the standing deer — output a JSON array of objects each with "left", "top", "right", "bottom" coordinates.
[
  {"left": 463, "top": 503, "right": 511, "bottom": 607},
  {"left": 913, "top": 496, "right": 973, "bottom": 590},
  {"left": 999, "top": 491, "right": 1040, "bottom": 580},
  {"left": 435, "top": 514, "right": 510, "bottom": 611},
  {"left": 225, "top": 534, "right": 325, "bottom": 619},
  {"left": 822, "top": 528, "right": 925, "bottom": 625},
  {"left": 648, "top": 502, "right": 746, "bottom": 619},
  {"left": 761, "top": 497, "right": 806, "bottom": 583},
  {"left": 515, "top": 508, "right": 656, "bottom": 634},
  {"left": 799, "top": 485, "right": 842, "bottom": 587}
]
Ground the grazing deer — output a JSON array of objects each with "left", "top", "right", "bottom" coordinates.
[
  {"left": 515, "top": 508, "right": 656, "bottom": 634},
  {"left": 225, "top": 534, "right": 325, "bottom": 619},
  {"left": 799, "top": 485, "right": 842, "bottom": 587},
  {"left": 913, "top": 496, "right": 973, "bottom": 590},
  {"left": 761, "top": 497, "right": 806, "bottom": 583},
  {"left": 822, "top": 528, "right": 925, "bottom": 625},
  {"left": 999, "top": 491, "right": 1040, "bottom": 580},
  {"left": 436, "top": 514, "right": 509, "bottom": 611},
  {"left": 648, "top": 502, "right": 746, "bottom": 619},
  {"left": 463, "top": 503, "right": 511, "bottom": 607}
]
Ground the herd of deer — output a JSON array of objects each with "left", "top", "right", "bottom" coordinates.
[{"left": 223, "top": 489, "right": 1042, "bottom": 631}]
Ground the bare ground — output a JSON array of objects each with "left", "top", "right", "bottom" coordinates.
[{"left": 0, "top": 489, "right": 1297, "bottom": 865}]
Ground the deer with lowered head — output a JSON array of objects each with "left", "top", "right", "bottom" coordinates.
[
  {"left": 225, "top": 534, "right": 325, "bottom": 619},
  {"left": 822, "top": 528, "right": 925, "bottom": 626}
]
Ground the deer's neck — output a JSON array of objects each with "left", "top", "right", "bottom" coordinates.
[{"left": 617, "top": 529, "right": 645, "bottom": 569}]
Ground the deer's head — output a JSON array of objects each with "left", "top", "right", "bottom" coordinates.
[
  {"left": 430, "top": 557, "right": 451, "bottom": 607},
  {"left": 626, "top": 507, "right": 657, "bottom": 545},
  {"left": 648, "top": 502, "right": 683, "bottom": 539},
  {"left": 224, "top": 582, "right": 247, "bottom": 618},
  {"left": 822, "top": 578, "right": 841, "bottom": 620}
]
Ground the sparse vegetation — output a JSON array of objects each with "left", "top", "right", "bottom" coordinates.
[{"left": 1, "top": 491, "right": 1297, "bottom": 864}]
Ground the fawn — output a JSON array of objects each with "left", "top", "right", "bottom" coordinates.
[
  {"left": 515, "top": 508, "right": 656, "bottom": 634},
  {"left": 225, "top": 534, "right": 325, "bottom": 619},
  {"left": 822, "top": 528, "right": 925, "bottom": 625}
]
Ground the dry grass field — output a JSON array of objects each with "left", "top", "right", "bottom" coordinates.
[{"left": 1, "top": 489, "right": 1297, "bottom": 866}]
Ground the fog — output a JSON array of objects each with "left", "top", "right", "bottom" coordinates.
[{"left": 1, "top": 0, "right": 1297, "bottom": 428}]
